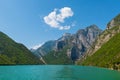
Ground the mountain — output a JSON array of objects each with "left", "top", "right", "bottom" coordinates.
[
  {"left": 32, "top": 40, "right": 56, "bottom": 57},
  {"left": 79, "top": 14, "right": 120, "bottom": 70},
  {"left": 107, "top": 14, "right": 120, "bottom": 29},
  {"left": 33, "top": 25, "right": 102, "bottom": 64},
  {"left": 0, "top": 31, "right": 42, "bottom": 64}
]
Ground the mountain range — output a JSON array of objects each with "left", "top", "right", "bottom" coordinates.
[
  {"left": 0, "top": 13, "right": 120, "bottom": 70},
  {"left": 32, "top": 13, "right": 120, "bottom": 70},
  {"left": 32, "top": 25, "right": 102, "bottom": 64},
  {"left": 78, "top": 14, "right": 120, "bottom": 70}
]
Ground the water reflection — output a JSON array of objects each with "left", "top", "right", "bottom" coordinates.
[
  {"left": 54, "top": 66, "right": 120, "bottom": 80},
  {"left": 0, "top": 65, "right": 120, "bottom": 80},
  {"left": 55, "top": 66, "right": 80, "bottom": 80}
]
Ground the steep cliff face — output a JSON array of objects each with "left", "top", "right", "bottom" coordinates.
[
  {"left": 67, "top": 25, "right": 102, "bottom": 62},
  {"left": 33, "top": 25, "right": 102, "bottom": 64},
  {"left": 71, "top": 25, "right": 102, "bottom": 59},
  {"left": 80, "top": 14, "right": 120, "bottom": 70},
  {"left": 84, "top": 14, "right": 120, "bottom": 57}
]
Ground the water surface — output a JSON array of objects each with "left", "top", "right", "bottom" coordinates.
[{"left": 0, "top": 65, "right": 120, "bottom": 80}]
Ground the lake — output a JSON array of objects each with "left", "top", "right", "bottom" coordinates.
[{"left": 0, "top": 65, "right": 120, "bottom": 80}]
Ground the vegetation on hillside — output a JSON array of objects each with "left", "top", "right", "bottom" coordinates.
[
  {"left": 0, "top": 32, "right": 42, "bottom": 65},
  {"left": 43, "top": 46, "right": 73, "bottom": 64},
  {"left": 80, "top": 32, "right": 120, "bottom": 70}
]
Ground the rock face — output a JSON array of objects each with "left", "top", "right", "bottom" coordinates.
[
  {"left": 57, "top": 40, "right": 66, "bottom": 50},
  {"left": 71, "top": 45, "right": 80, "bottom": 61},
  {"left": 80, "top": 14, "right": 120, "bottom": 70},
  {"left": 32, "top": 25, "right": 102, "bottom": 64},
  {"left": 85, "top": 14, "right": 120, "bottom": 57},
  {"left": 58, "top": 25, "right": 102, "bottom": 61},
  {"left": 107, "top": 14, "right": 120, "bottom": 29}
]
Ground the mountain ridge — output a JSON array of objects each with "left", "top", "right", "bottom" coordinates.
[
  {"left": 79, "top": 14, "right": 120, "bottom": 70},
  {"left": 32, "top": 24, "right": 102, "bottom": 64},
  {"left": 0, "top": 31, "right": 43, "bottom": 64}
]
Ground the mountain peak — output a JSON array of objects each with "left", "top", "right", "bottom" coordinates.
[
  {"left": 76, "top": 25, "right": 102, "bottom": 35},
  {"left": 107, "top": 14, "right": 120, "bottom": 29},
  {"left": 86, "top": 24, "right": 100, "bottom": 30},
  {"left": 62, "top": 33, "right": 71, "bottom": 37}
]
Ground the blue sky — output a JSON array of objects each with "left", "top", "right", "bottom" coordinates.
[{"left": 0, "top": 0, "right": 120, "bottom": 49}]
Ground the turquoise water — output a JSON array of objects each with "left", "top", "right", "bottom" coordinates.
[{"left": 0, "top": 65, "right": 120, "bottom": 80}]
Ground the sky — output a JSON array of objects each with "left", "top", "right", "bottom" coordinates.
[{"left": 0, "top": 0, "right": 120, "bottom": 49}]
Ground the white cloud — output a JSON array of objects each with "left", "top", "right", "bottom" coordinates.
[
  {"left": 32, "top": 43, "right": 44, "bottom": 50},
  {"left": 43, "top": 7, "right": 74, "bottom": 30}
]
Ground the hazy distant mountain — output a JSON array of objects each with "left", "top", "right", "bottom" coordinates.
[
  {"left": 0, "top": 31, "right": 42, "bottom": 64},
  {"left": 31, "top": 40, "right": 56, "bottom": 57}
]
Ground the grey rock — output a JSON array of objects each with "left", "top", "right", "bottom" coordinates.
[{"left": 32, "top": 25, "right": 102, "bottom": 62}]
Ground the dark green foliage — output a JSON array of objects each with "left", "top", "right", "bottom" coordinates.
[
  {"left": 81, "top": 14, "right": 120, "bottom": 70},
  {"left": 0, "top": 32, "right": 42, "bottom": 65},
  {"left": 43, "top": 46, "right": 73, "bottom": 64},
  {"left": 81, "top": 32, "right": 120, "bottom": 70}
]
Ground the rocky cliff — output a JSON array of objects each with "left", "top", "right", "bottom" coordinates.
[
  {"left": 33, "top": 25, "right": 102, "bottom": 64},
  {"left": 80, "top": 14, "right": 120, "bottom": 70}
]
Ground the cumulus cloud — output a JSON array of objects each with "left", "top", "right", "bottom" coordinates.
[{"left": 43, "top": 7, "right": 74, "bottom": 30}]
